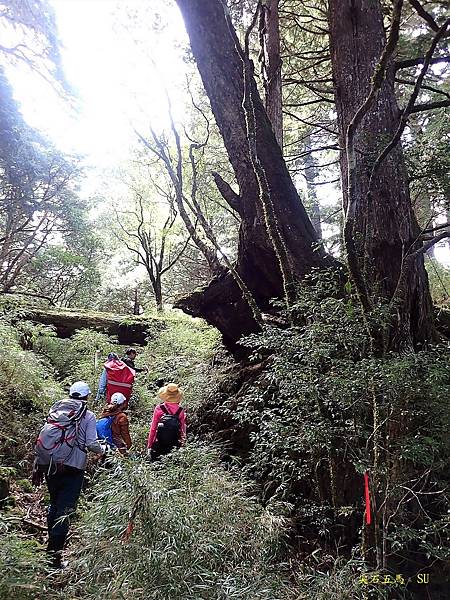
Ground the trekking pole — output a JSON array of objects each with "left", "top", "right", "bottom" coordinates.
[{"left": 94, "top": 348, "right": 101, "bottom": 371}]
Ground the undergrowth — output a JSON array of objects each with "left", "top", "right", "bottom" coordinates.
[
  {"left": 0, "top": 528, "right": 47, "bottom": 600},
  {"left": 0, "top": 321, "right": 62, "bottom": 469},
  {"left": 202, "top": 271, "right": 450, "bottom": 596},
  {"left": 3, "top": 289, "right": 448, "bottom": 598},
  {"left": 49, "top": 445, "right": 296, "bottom": 600},
  {"left": 143, "top": 312, "right": 220, "bottom": 410}
]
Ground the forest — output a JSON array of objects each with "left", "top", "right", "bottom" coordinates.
[{"left": 0, "top": 0, "right": 449, "bottom": 598}]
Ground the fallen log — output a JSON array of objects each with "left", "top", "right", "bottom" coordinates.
[{"left": 17, "top": 307, "right": 164, "bottom": 345}]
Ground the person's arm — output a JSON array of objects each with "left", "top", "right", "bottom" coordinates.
[
  {"left": 96, "top": 369, "right": 107, "bottom": 400},
  {"left": 179, "top": 408, "right": 187, "bottom": 446},
  {"left": 117, "top": 413, "right": 132, "bottom": 450},
  {"left": 122, "top": 357, "right": 146, "bottom": 373},
  {"left": 147, "top": 405, "right": 163, "bottom": 448},
  {"left": 84, "top": 413, "right": 106, "bottom": 454}
]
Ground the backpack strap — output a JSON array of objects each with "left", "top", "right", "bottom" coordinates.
[
  {"left": 75, "top": 402, "right": 88, "bottom": 422},
  {"left": 175, "top": 406, "right": 183, "bottom": 417},
  {"left": 72, "top": 402, "right": 88, "bottom": 450},
  {"left": 160, "top": 403, "right": 169, "bottom": 414}
]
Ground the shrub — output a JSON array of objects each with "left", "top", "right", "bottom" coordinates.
[
  {"left": 142, "top": 312, "right": 220, "bottom": 409},
  {"left": 59, "top": 445, "right": 296, "bottom": 600},
  {"left": 0, "top": 321, "right": 62, "bottom": 469},
  {"left": 209, "top": 271, "right": 450, "bottom": 583},
  {"left": 33, "top": 328, "right": 121, "bottom": 391},
  {"left": 426, "top": 258, "right": 450, "bottom": 308}
]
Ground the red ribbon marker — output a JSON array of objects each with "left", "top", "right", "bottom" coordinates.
[
  {"left": 364, "top": 471, "right": 371, "bottom": 525},
  {"left": 122, "top": 520, "right": 134, "bottom": 543}
]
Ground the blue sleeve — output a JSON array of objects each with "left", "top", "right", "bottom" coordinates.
[{"left": 96, "top": 368, "right": 107, "bottom": 399}]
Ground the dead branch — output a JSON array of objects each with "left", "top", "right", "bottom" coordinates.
[
  {"left": 412, "top": 231, "right": 450, "bottom": 257},
  {"left": 408, "top": 0, "right": 447, "bottom": 33},
  {"left": 408, "top": 99, "right": 450, "bottom": 113},
  {"left": 395, "top": 77, "right": 450, "bottom": 99}
]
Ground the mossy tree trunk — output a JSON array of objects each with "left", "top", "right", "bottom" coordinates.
[
  {"left": 261, "top": 0, "right": 283, "bottom": 150},
  {"left": 174, "top": 0, "right": 335, "bottom": 347},
  {"left": 328, "top": 0, "right": 436, "bottom": 350}
]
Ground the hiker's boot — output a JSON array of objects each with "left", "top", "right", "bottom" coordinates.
[
  {"left": 47, "top": 534, "right": 66, "bottom": 569},
  {"left": 48, "top": 550, "right": 63, "bottom": 569}
]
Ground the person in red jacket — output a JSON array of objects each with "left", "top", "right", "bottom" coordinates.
[
  {"left": 97, "top": 350, "right": 148, "bottom": 407},
  {"left": 103, "top": 356, "right": 135, "bottom": 405},
  {"left": 147, "top": 383, "right": 186, "bottom": 461}
]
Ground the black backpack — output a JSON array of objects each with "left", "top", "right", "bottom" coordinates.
[{"left": 156, "top": 404, "right": 182, "bottom": 449}]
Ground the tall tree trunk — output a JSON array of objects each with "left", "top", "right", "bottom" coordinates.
[
  {"left": 303, "top": 134, "right": 323, "bottom": 239},
  {"left": 328, "top": 0, "right": 435, "bottom": 349},
  {"left": 261, "top": 0, "right": 283, "bottom": 150},
  {"left": 446, "top": 208, "right": 450, "bottom": 255},
  {"left": 155, "top": 276, "right": 163, "bottom": 313},
  {"left": 133, "top": 288, "right": 140, "bottom": 316},
  {"left": 174, "top": 0, "right": 335, "bottom": 347}
]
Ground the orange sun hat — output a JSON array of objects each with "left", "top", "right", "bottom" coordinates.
[{"left": 158, "top": 383, "right": 183, "bottom": 403}]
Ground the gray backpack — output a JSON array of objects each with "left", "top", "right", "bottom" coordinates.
[{"left": 35, "top": 399, "right": 87, "bottom": 467}]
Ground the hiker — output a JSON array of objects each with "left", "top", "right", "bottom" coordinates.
[
  {"left": 121, "top": 347, "right": 148, "bottom": 373},
  {"left": 102, "top": 354, "right": 136, "bottom": 405},
  {"left": 146, "top": 383, "right": 186, "bottom": 461},
  {"left": 96, "top": 392, "right": 132, "bottom": 453},
  {"left": 33, "top": 381, "right": 107, "bottom": 569},
  {"left": 96, "top": 352, "right": 119, "bottom": 401}
]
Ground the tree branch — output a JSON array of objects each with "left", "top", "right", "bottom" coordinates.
[
  {"left": 211, "top": 171, "right": 242, "bottom": 215},
  {"left": 394, "top": 55, "right": 450, "bottom": 70},
  {"left": 395, "top": 76, "right": 450, "bottom": 99},
  {"left": 423, "top": 221, "right": 450, "bottom": 234},
  {"left": 161, "top": 235, "right": 192, "bottom": 275},
  {"left": 0, "top": 290, "right": 56, "bottom": 305},
  {"left": 408, "top": 99, "right": 450, "bottom": 113},
  {"left": 370, "top": 18, "right": 449, "bottom": 178},
  {"left": 408, "top": 0, "right": 444, "bottom": 33},
  {"left": 409, "top": 231, "right": 450, "bottom": 258}
]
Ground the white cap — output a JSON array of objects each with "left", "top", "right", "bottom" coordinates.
[
  {"left": 111, "top": 392, "right": 126, "bottom": 405},
  {"left": 69, "top": 381, "right": 91, "bottom": 399}
]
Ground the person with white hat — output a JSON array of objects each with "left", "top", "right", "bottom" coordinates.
[
  {"left": 33, "top": 381, "right": 106, "bottom": 569},
  {"left": 97, "top": 392, "right": 132, "bottom": 453},
  {"left": 146, "top": 383, "right": 186, "bottom": 461}
]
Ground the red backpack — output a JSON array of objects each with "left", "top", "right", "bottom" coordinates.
[{"left": 104, "top": 359, "right": 135, "bottom": 402}]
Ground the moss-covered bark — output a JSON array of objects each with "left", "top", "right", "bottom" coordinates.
[{"left": 19, "top": 307, "right": 163, "bottom": 345}]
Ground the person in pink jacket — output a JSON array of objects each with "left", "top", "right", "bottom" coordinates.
[{"left": 147, "top": 383, "right": 186, "bottom": 461}]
